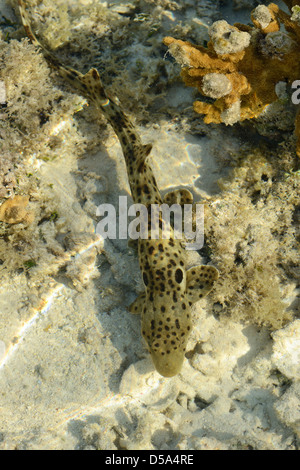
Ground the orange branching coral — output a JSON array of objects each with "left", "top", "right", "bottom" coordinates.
[{"left": 164, "top": 2, "right": 300, "bottom": 156}]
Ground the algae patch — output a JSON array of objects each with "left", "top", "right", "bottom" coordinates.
[{"left": 205, "top": 150, "right": 299, "bottom": 330}]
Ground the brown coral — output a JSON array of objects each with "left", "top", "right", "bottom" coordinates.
[{"left": 164, "top": 2, "right": 300, "bottom": 157}]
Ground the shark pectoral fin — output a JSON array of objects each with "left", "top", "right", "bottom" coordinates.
[
  {"left": 163, "top": 189, "right": 193, "bottom": 206},
  {"left": 186, "top": 265, "right": 219, "bottom": 304},
  {"left": 129, "top": 292, "right": 146, "bottom": 315}
]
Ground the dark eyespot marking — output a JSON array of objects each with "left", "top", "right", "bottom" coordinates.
[
  {"left": 151, "top": 320, "right": 155, "bottom": 330},
  {"left": 158, "top": 244, "right": 164, "bottom": 252},
  {"left": 149, "top": 246, "right": 154, "bottom": 255},
  {"left": 175, "top": 268, "right": 183, "bottom": 283},
  {"left": 175, "top": 319, "right": 180, "bottom": 329},
  {"left": 182, "top": 303, "right": 186, "bottom": 310},
  {"left": 143, "top": 184, "right": 150, "bottom": 194},
  {"left": 156, "top": 271, "right": 165, "bottom": 281},
  {"left": 143, "top": 272, "right": 148, "bottom": 286},
  {"left": 138, "top": 162, "right": 145, "bottom": 173},
  {"left": 159, "top": 283, "right": 165, "bottom": 292},
  {"left": 161, "top": 306, "right": 165, "bottom": 313},
  {"left": 170, "top": 259, "right": 176, "bottom": 266}
]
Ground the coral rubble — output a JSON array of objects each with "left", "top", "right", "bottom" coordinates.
[
  {"left": 164, "top": 2, "right": 300, "bottom": 157},
  {"left": 0, "top": 195, "right": 33, "bottom": 225}
]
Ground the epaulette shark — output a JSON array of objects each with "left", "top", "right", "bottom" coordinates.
[{"left": 18, "top": 0, "right": 219, "bottom": 377}]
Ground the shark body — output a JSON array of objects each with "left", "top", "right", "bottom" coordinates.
[{"left": 18, "top": 0, "right": 218, "bottom": 376}]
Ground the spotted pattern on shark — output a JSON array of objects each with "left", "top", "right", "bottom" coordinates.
[{"left": 18, "top": 0, "right": 219, "bottom": 377}]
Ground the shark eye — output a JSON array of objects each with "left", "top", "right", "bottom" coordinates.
[
  {"left": 175, "top": 268, "right": 183, "bottom": 283},
  {"left": 143, "top": 272, "right": 149, "bottom": 286}
]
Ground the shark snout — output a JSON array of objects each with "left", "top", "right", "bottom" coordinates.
[{"left": 151, "top": 349, "right": 185, "bottom": 377}]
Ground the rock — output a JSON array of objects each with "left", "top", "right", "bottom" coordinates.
[
  {"left": 274, "top": 382, "right": 300, "bottom": 437},
  {"left": 0, "top": 195, "right": 33, "bottom": 224},
  {"left": 272, "top": 320, "right": 300, "bottom": 380}
]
